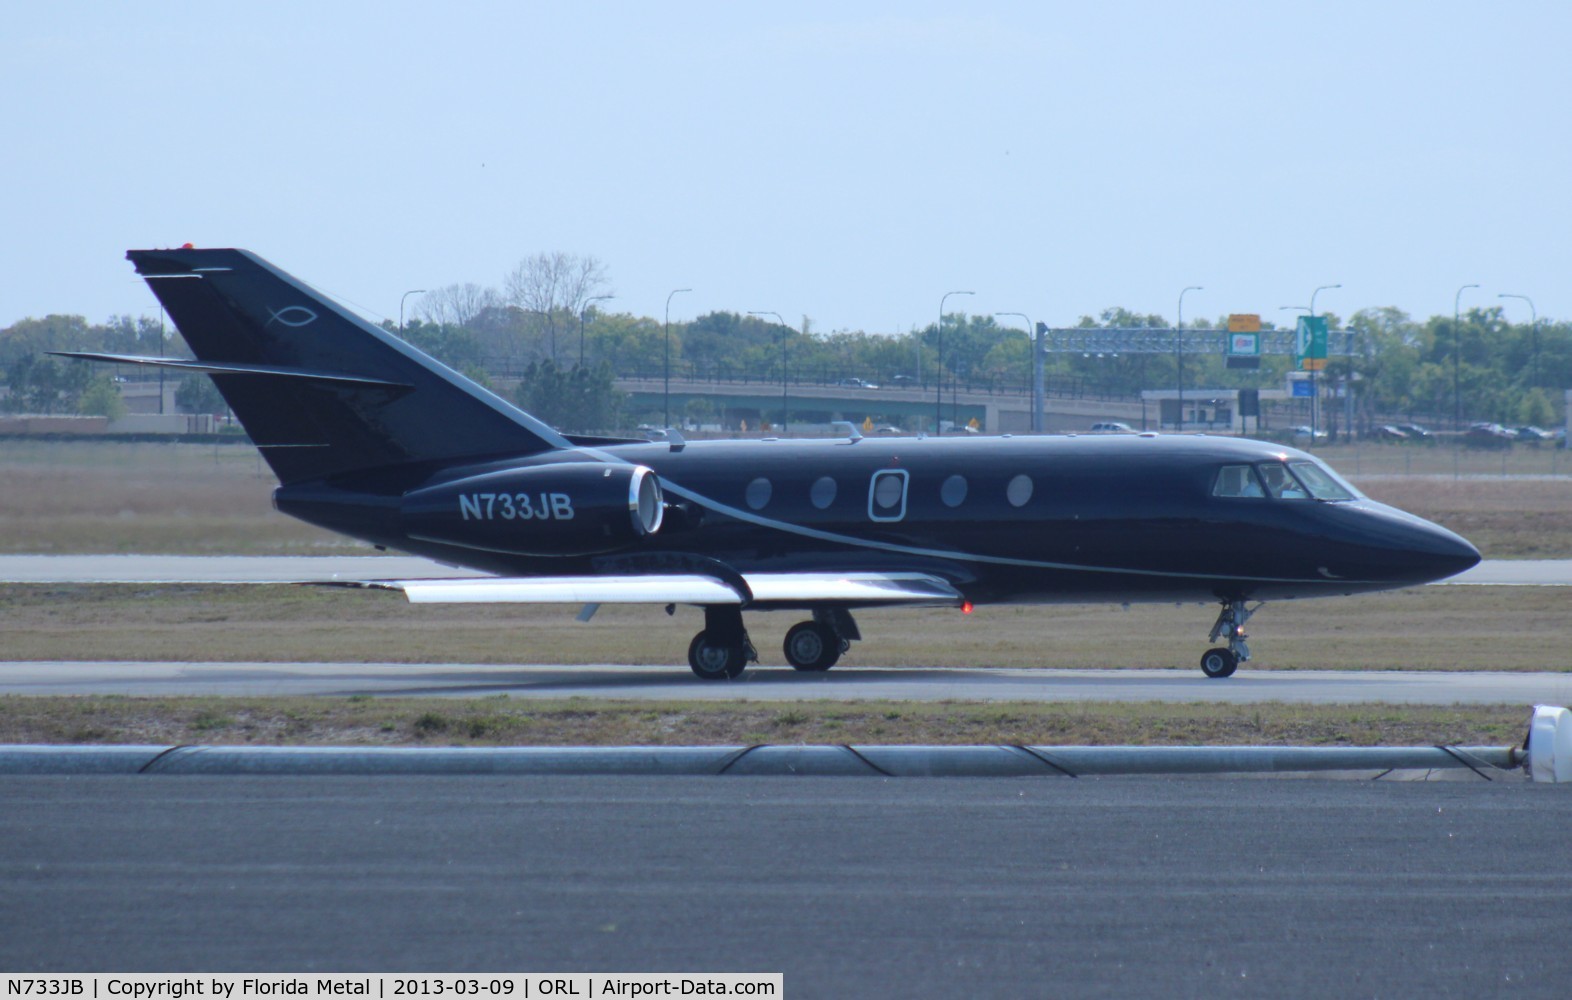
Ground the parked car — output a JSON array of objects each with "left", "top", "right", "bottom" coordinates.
[
  {"left": 1089, "top": 422, "right": 1134, "bottom": 433},
  {"left": 1291, "top": 425, "right": 1329, "bottom": 441},
  {"left": 835, "top": 377, "right": 880, "bottom": 390},
  {"left": 1514, "top": 425, "right": 1553, "bottom": 442},
  {"left": 1396, "top": 423, "right": 1433, "bottom": 440},
  {"left": 1463, "top": 422, "right": 1514, "bottom": 449},
  {"left": 888, "top": 374, "right": 919, "bottom": 388},
  {"left": 1369, "top": 425, "right": 1409, "bottom": 442}
]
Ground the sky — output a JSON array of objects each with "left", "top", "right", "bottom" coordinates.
[{"left": 3, "top": 1, "right": 1569, "bottom": 336}]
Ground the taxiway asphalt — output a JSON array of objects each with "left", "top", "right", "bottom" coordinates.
[{"left": 5, "top": 775, "right": 1570, "bottom": 996}]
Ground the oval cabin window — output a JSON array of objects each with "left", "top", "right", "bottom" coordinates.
[
  {"left": 941, "top": 474, "right": 968, "bottom": 507},
  {"left": 1006, "top": 474, "right": 1033, "bottom": 507}
]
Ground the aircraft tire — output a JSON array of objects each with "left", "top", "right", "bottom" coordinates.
[
  {"left": 688, "top": 630, "right": 747, "bottom": 680},
  {"left": 1199, "top": 647, "right": 1238, "bottom": 679},
  {"left": 783, "top": 621, "right": 841, "bottom": 672}
]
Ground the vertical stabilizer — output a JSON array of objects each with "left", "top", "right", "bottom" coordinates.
[{"left": 126, "top": 247, "right": 569, "bottom": 484}]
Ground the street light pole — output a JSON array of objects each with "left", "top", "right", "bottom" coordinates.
[
  {"left": 995, "top": 312, "right": 1039, "bottom": 432},
  {"left": 1176, "top": 286, "right": 1202, "bottom": 432},
  {"left": 399, "top": 289, "right": 426, "bottom": 336},
  {"left": 1308, "top": 284, "right": 1340, "bottom": 443},
  {"left": 1280, "top": 306, "right": 1309, "bottom": 435},
  {"left": 748, "top": 311, "right": 792, "bottom": 434},
  {"left": 937, "top": 290, "right": 974, "bottom": 433},
  {"left": 579, "top": 294, "right": 614, "bottom": 368},
  {"left": 155, "top": 305, "right": 167, "bottom": 415},
  {"left": 1498, "top": 293, "right": 1538, "bottom": 392},
  {"left": 1454, "top": 283, "right": 1479, "bottom": 430},
  {"left": 664, "top": 288, "right": 691, "bottom": 429}
]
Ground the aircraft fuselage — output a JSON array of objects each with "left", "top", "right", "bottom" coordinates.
[{"left": 275, "top": 431, "right": 1479, "bottom": 608}]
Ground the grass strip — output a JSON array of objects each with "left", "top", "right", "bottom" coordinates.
[{"left": 0, "top": 696, "right": 1531, "bottom": 749}]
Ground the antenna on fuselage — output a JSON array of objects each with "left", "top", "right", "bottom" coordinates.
[{"left": 830, "top": 420, "right": 863, "bottom": 443}]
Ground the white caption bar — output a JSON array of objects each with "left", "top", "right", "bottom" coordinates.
[{"left": 0, "top": 975, "right": 782, "bottom": 1000}]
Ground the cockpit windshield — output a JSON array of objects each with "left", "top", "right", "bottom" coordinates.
[
  {"left": 1212, "top": 459, "right": 1362, "bottom": 502},
  {"left": 1287, "top": 460, "right": 1360, "bottom": 501}
]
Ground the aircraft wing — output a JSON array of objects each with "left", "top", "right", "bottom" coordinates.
[{"left": 359, "top": 572, "right": 962, "bottom": 608}]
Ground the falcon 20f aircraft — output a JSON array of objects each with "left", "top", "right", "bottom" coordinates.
[{"left": 61, "top": 248, "right": 1481, "bottom": 680}]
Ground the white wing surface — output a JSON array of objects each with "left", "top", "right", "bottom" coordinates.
[{"left": 364, "top": 572, "right": 961, "bottom": 607}]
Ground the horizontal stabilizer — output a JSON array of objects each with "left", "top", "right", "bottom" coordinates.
[
  {"left": 358, "top": 571, "right": 962, "bottom": 608},
  {"left": 50, "top": 352, "right": 412, "bottom": 389}
]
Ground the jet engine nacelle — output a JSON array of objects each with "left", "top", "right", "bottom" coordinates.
[{"left": 401, "top": 462, "right": 663, "bottom": 556}]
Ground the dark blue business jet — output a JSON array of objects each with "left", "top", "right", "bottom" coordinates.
[{"left": 59, "top": 248, "right": 1480, "bottom": 680}]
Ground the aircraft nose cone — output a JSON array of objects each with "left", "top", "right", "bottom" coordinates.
[
  {"left": 1418, "top": 523, "right": 1482, "bottom": 581},
  {"left": 1390, "top": 511, "right": 1481, "bottom": 583},
  {"left": 1351, "top": 502, "right": 1481, "bottom": 585}
]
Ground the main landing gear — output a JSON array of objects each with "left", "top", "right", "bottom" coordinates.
[
  {"left": 687, "top": 607, "right": 860, "bottom": 680},
  {"left": 782, "top": 609, "right": 858, "bottom": 672},
  {"left": 688, "top": 606, "right": 756, "bottom": 680},
  {"left": 1200, "top": 597, "right": 1257, "bottom": 679}
]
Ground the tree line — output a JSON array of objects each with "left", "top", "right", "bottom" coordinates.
[{"left": 3, "top": 251, "right": 1567, "bottom": 434}]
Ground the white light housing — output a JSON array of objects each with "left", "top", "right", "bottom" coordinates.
[{"left": 1527, "top": 705, "right": 1572, "bottom": 783}]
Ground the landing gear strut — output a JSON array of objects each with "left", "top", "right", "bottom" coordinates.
[
  {"left": 688, "top": 605, "right": 756, "bottom": 680},
  {"left": 1201, "top": 597, "right": 1257, "bottom": 679},
  {"left": 783, "top": 609, "right": 858, "bottom": 672}
]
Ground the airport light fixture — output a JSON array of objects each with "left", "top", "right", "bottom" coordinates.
[
  {"left": 1309, "top": 284, "right": 1341, "bottom": 318},
  {"left": 580, "top": 294, "right": 614, "bottom": 368},
  {"left": 937, "top": 290, "right": 974, "bottom": 432},
  {"left": 995, "top": 311, "right": 1041, "bottom": 432},
  {"left": 664, "top": 288, "right": 691, "bottom": 429},
  {"left": 399, "top": 289, "right": 426, "bottom": 335},
  {"left": 748, "top": 310, "right": 792, "bottom": 434},
  {"left": 1175, "top": 286, "right": 1202, "bottom": 431},
  {"left": 1498, "top": 293, "right": 1538, "bottom": 391},
  {"left": 1454, "top": 283, "right": 1478, "bottom": 430}
]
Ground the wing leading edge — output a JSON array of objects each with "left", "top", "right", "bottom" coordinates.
[{"left": 356, "top": 572, "right": 963, "bottom": 608}]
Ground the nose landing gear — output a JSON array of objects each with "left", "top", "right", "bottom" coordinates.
[{"left": 1201, "top": 597, "right": 1257, "bottom": 679}]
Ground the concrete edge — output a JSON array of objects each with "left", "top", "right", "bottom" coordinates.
[{"left": 0, "top": 743, "right": 1525, "bottom": 778}]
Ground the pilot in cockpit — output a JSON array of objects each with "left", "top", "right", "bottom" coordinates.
[{"left": 1259, "top": 463, "right": 1307, "bottom": 499}]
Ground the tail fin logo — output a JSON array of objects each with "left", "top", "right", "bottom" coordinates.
[{"left": 267, "top": 305, "right": 320, "bottom": 328}]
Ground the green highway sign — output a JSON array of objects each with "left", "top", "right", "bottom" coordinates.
[{"left": 1296, "top": 316, "right": 1328, "bottom": 372}]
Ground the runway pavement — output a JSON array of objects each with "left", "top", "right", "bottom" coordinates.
[
  {"left": 0, "top": 554, "right": 1568, "bottom": 585},
  {"left": 0, "top": 554, "right": 471, "bottom": 583},
  {"left": 5, "top": 775, "right": 1571, "bottom": 995},
  {"left": 4, "top": 659, "right": 1571, "bottom": 703}
]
